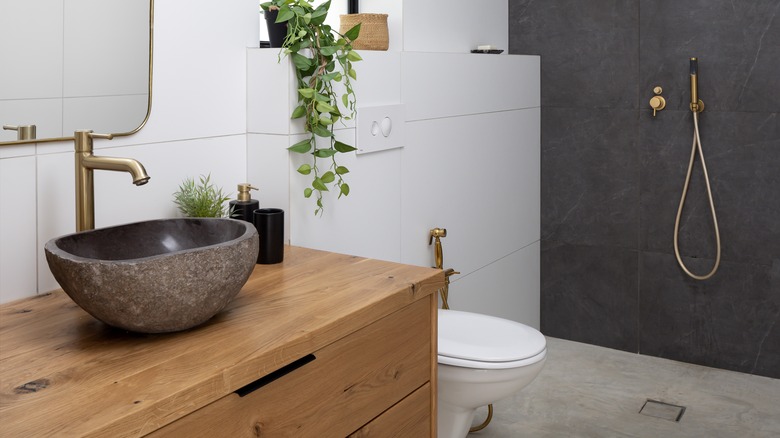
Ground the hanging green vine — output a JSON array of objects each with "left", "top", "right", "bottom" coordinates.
[{"left": 262, "top": 0, "right": 361, "bottom": 215}]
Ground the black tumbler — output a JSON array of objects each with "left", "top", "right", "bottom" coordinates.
[{"left": 253, "top": 208, "right": 284, "bottom": 264}]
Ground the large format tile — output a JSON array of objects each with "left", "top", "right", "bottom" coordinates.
[
  {"left": 509, "top": 0, "right": 639, "bottom": 109},
  {"left": 0, "top": 156, "right": 37, "bottom": 303},
  {"left": 639, "top": 0, "right": 780, "bottom": 113},
  {"left": 400, "top": 109, "right": 540, "bottom": 275},
  {"left": 290, "top": 129, "right": 404, "bottom": 264},
  {"left": 448, "top": 241, "right": 540, "bottom": 329},
  {"left": 401, "top": 52, "right": 539, "bottom": 121},
  {"left": 403, "top": 0, "right": 508, "bottom": 53},
  {"left": 542, "top": 107, "right": 639, "bottom": 248},
  {"left": 639, "top": 251, "right": 780, "bottom": 379},
  {"left": 640, "top": 110, "right": 780, "bottom": 265},
  {"left": 516, "top": 0, "right": 778, "bottom": 381},
  {"left": 541, "top": 240, "right": 638, "bottom": 352}
]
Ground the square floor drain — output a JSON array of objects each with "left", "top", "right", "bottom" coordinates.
[{"left": 639, "top": 399, "right": 686, "bottom": 422}]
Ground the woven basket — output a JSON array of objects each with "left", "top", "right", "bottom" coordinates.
[{"left": 339, "top": 13, "right": 389, "bottom": 51}]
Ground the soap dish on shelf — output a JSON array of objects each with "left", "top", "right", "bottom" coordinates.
[{"left": 470, "top": 49, "right": 504, "bottom": 54}]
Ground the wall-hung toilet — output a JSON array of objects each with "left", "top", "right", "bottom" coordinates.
[{"left": 437, "top": 309, "right": 547, "bottom": 438}]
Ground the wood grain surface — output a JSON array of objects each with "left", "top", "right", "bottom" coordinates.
[{"left": 0, "top": 246, "right": 443, "bottom": 437}]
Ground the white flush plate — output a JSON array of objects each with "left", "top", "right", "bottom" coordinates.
[{"left": 356, "top": 104, "right": 405, "bottom": 155}]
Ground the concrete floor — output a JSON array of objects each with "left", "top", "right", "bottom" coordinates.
[{"left": 468, "top": 337, "right": 780, "bottom": 437}]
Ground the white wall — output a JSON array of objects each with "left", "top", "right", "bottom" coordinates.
[
  {"left": 2, "top": 0, "right": 539, "bottom": 329},
  {"left": 0, "top": 0, "right": 258, "bottom": 303},
  {"left": 247, "top": 1, "right": 540, "bottom": 327}
]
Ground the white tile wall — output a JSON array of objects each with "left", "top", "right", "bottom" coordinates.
[
  {"left": 402, "top": 52, "right": 540, "bottom": 121},
  {"left": 397, "top": 108, "right": 540, "bottom": 324},
  {"left": 35, "top": 151, "right": 74, "bottom": 294},
  {"left": 247, "top": 49, "right": 297, "bottom": 136},
  {"left": 1, "top": 0, "right": 259, "bottom": 303},
  {"left": 290, "top": 129, "right": 403, "bottom": 262},
  {"left": 247, "top": 133, "right": 291, "bottom": 243},
  {"left": 247, "top": 22, "right": 541, "bottom": 324},
  {"left": 403, "top": 0, "right": 508, "bottom": 54},
  {"left": 0, "top": 142, "right": 35, "bottom": 160},
  {"left": 448, "top": 241, "right": 541, "bottom": 328},
  {"left": 0, "top": 156, "right": 38, "bottom": 303},
  {"left": 3, "top": 0, "right": 541, "bottom": 327},
  {"left": 354, "top": 51, "right": 402, "bottom": 105},
  {"left": 399, "top": 108, "right": 540, "bottom": 268}
]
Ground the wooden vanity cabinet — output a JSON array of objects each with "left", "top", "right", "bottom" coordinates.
[
  {"left": 151, "top": 297, "right": 433, "bottom": 437},
  {"left": 0, "top": 246, "right": 442, "bottom": 438}
]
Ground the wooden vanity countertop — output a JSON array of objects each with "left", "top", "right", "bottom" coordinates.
[{"left": 0, "top": 246, "right": 444, "bottom": 437}]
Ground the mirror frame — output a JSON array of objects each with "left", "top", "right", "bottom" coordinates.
[{"left": 0, "top": 0, "right": 155, "bottom": 147}]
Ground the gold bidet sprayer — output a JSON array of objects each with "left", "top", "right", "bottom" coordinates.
[
  {"left": 428, "top": 228, "right": 459, "bottom": 310},
  {"left": 428, "top": 227, "right": 493, "bottom": 432}
]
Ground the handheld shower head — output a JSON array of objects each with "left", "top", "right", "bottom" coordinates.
[{"left": 689, "top": 57, "right": 703, "bottom": 112}]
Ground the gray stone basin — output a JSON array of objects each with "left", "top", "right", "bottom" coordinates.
[{"left": 44, "top": 218, "right": 259, "bottom": 333}]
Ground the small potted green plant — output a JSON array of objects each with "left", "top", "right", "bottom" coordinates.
[
  {"left": 261, "top": 0, "right": 362, "bottom": 215},
  {"left": 173, "top": 174, "right": 232, "bottom": 218}
]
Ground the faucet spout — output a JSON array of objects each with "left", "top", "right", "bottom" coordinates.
[
  {"left": 74, "top": 130, "right": 150, "bottom": 231},
  {"left": 81, "top": 155, "right": 150, "bottom": 186}
]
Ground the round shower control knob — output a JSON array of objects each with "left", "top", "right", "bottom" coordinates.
[{"left": 649, "top": 95, "right": 666, "bottom": 116}]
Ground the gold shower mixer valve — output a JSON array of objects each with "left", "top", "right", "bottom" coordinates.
[{"left": 649, "top": 86, "right": 666, "bottom": 117}]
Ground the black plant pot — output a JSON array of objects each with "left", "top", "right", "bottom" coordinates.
[{"left": 264, "top": 9, "right": 288, "bottom": 48}]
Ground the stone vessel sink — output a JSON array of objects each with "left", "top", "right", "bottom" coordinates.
[{"left": 45, "top": 218, "right": 259, "bottom": 333}]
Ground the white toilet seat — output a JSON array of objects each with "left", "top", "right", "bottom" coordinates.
[{"left": 438, "top": 309, "right": 547, "bottom": 370}]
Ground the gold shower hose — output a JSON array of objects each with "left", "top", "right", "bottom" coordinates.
[{"left": 673, "top": 111, "right": 721, "bottom": 280}]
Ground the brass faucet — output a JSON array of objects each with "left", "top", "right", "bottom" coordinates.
[{"left": 75, "top": 130, "right": 150, "bottom": 231}]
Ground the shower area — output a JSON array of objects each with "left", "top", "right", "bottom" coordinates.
[{"left": 509, "top": 0, "right": 780, "bottom": 379}]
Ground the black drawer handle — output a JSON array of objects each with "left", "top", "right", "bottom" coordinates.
[{"left": 235, "top": 354, "right": 316, "bottom": 397}]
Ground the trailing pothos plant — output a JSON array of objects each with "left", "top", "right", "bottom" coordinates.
[{"left": 261, "top": 0, "right": 362, "bottom": 215}]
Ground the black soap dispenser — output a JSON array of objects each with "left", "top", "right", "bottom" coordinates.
[{"left": 229, "top": 183, "right": 259, "bottom": 222}]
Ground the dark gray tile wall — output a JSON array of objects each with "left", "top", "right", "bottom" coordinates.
[{"left": 510, "top": 0, "right": 780, "bottom": 378}]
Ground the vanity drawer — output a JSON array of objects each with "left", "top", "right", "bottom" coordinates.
[
  {"left": 149, "top": 298, "right": 432, "bottom": 437},
  {"left": 349, "top": 382, "right": 432, "bottom": 438}
]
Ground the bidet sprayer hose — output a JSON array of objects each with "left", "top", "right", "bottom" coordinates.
[
  {"left": 428, "top": 228, "right": 494, "bottom": 432},
  {"left": 673, "top": 112, "right": 721, "bottom": 280}
]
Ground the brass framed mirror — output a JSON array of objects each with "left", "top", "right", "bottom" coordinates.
[{"left": 0, "top": 0, "right": 154, "bottom": 145}]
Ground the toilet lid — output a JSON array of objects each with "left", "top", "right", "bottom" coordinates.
[{"left": 438, "top": 309, "right": 546, "bottom": 363}]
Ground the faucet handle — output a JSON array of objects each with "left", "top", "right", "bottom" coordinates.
[
  {"left": 89, "top": 132, "right": 114, "bottom": 140},
  {"left": 3, "top": 124, "right": 37, "bottom": 140},
  {"left": 444, "top": 268, "right": 460, "bottom": 278}
]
